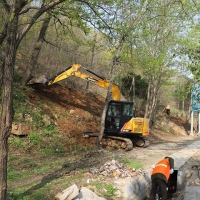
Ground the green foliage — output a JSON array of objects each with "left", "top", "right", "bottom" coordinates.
[
  {"left": 8, "top": 170, "right": 25, "bottom": 182},
  {"left": 182, "top": 31, "right": 200, "bottom": 80},
  {"left": 116, "top": 156, "right": 143, "bottom": 169},
  {"left": 22, "top": 158, "right": 38, "bottom": 169},
  {"left": 178, "top": 21, "right": 200, "bottom": 80},
  {"left": 39, "top": 141, "right": 65, "bottom": 155},
  {"left": 31, "top": 111, "right": 42, "bottom": 127},
  {"left": 89, "top": 180, "right": 103, "bottom": 191},
  {"left": 8, "top": 137, "right": 25, "bottom": 148},
  {"left": 172, "top": 81, "right": 191, "bottom": 102},
  {"left": 185, "top": 45, "right": 200, "bottom": 79},
  {"left": 42, "top": 124, "right": 56, "bottom": 136},
  {"left": 9, "top": 155, "right": 18, "bottom": 161},
  {"left": 87, "top": 180, "right": 117, "bottom": 198},
  {"left": 34, "top": 166, "right": 51, "bottom": 174},
  {"left": 71, "top": 142, "right": 85, "bottom": 152},
  {"left": 13, "top": 88, "right": 28, "bottom": 116},
  {"left": 39, "top": 148, "right": 55, "bottom": 155},
  {"left": 126, "top": 160, "right": 143, "bottom": 169},
  {"left": 103, "top": 183, "right": 118, "bottom": 197},
  {"left": 14, "top": 72, "right": 22, "bottom": 83},
  {"left": 14, "top": 91, "right": 27, "bottom": 102},
  {"left": 9, "top": 188, "right": 55, "bottom": 200},
  {"left": 8, "top": 165, "right": 31, "bottom": 182},
  {"left": 13, "top": 86, "right": 46, "bottom": 127},
  {"left": 27, "top": 132, "right": 41, "bottom": 145},
  {"left": 120, "top": 73, "right": 148, "bottom": 100},
  {"left": 8, "top": 169, "right": 85, "bottom": 200}
]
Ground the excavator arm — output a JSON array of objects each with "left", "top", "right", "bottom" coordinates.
[{"left": 28, "top": 64, "right": 121, "bottom": 101}]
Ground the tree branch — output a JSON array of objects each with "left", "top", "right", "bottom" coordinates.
[
  {"left": 0, "top": 23, "right": 8, "bottom": 45},
  {"left": 19, "top": 6, "right": 40, "bottom": 15},
  {"left": 16, "top": 0, "right": 66, "bottom": 47},
  {"left": 0, "top": 0, "right": 10, "bottom": 13}
]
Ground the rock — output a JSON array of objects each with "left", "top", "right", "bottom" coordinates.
[
  {"left": 55, "top": 184, "right": 107, "bottom": 200},
  {"left": 74, "top": 187, "right": 107, "bottom": 200},
  {"left": 55, "top": 184, "right": 79, "bottom": 200},
  {"left": 11, "top": 122, "right": 34, "bottom": 135},
  {"left": 69, "top": 109, "right": 75, "bottom": 114},
  {"left": 41, "top": 114, "right": 52, "bottom": 126}
]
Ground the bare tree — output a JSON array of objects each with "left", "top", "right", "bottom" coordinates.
[{"left": 22, "top": 15, "right": 52, "bottom": 84}]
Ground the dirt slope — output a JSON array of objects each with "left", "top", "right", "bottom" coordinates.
[
  {"left": 27, "top": 84, "right": 105, "bottom": 148},
  {"left": 27, "top": 83, "right": 197, "bottom": 148}
]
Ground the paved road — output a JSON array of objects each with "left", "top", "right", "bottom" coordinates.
[
  {"left": 125, "top": 137, "right": 200, "bottom": 200},
  {"left": 125, "top": 138, "right": 199, "bottom": 170}
]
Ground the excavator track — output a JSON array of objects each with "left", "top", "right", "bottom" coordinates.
[
  {"left": 101, "top": 136, "right": 134, "bottom": 151},
  {"left": 83, "top": 132, "right": 149, "bottom": 151},
  {"left": 83, "top": 132, "right": 133, "bottom": 151}
]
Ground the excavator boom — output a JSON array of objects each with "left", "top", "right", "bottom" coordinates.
[{"left": 28, "top": 64, "right": 120, "bottom": 101}]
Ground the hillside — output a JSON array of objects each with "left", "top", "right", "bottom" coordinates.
[
  {"left": 12, "top": 82, "right": 198, "bottom": 150},
  {"left": 28, "top": 83, "right": 105, "bottom": 148},
  {"left": 7, "top": 82, "right": 199, "bottom": 200}
]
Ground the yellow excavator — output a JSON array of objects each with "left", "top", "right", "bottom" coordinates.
[{"left": 28, "top": 64, "right": 150, "bottom": 150}]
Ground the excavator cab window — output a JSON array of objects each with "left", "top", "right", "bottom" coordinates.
[
  {"left": 108, "top": 104, "right": 121, "bottom": 117},
  {"left": 105, "top": 101, "right": 134, "bottom": 133},
  {"left": 123, "top": 103, "right": 134, "bottom": 117}
]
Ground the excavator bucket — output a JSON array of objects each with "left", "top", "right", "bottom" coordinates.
[{"left": 27, "top": 75, "right": 48, "bottom": 85}]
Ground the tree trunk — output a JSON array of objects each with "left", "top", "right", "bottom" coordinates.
[
  {"left": 97, "top": 35, "right": 126, "bottom": 145},
  {"left": 131, "top": 73, "right": 135, "bottom": 101},
  {"left": 144, "top": 79, "right": 151, "bottom": 118},
  {"left": 86, "top": 31, "right": 97, "bottom": 91},
  {"left": 129, "top": 42, "right": 135, "bottom": 102},
  {"left": 0, "top": 62, "right": 3, "bottom": 87},
  {"left": 96, "top": 0, "right": 149, "bottom": 145},
  {"left": 0, "top": 23, "right": 8, "bottom": 45},
  {"left": 22, "top": 16, "right": 51, "bottom": 84},
  {"left": 0, "top": 1, "right": 20, "bottom": 198},
  {"left": 149, "top": 80, "right": 159, "bottom": 124}
]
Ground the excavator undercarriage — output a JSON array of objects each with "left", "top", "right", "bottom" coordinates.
[{"left": 83, "top": 132, "right": 150, "bottom": 151}]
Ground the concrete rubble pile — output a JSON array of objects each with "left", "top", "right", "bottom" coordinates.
[
  {"left": 55, "top": 157, "right": 147, "bottom": 200},
  {"left": 89, "top": 158, "right": 145, "bottom": 179}
]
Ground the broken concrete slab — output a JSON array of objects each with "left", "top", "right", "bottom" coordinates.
[
  {"left": 55, "top": 184, "right": 79, "bottom": 200},
  {"left": 74, "top": 187, "right": 106, "bottom": 200},
  {"left": 55, "top": 184, "right": 107, "bottom": 200}
]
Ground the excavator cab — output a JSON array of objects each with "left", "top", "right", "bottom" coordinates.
[
  {"left": 104, "top": 100, "right": 150, "bottom": 148},
  {"left": 105, "top": 100, "right": 134, "bottom": 134}
]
